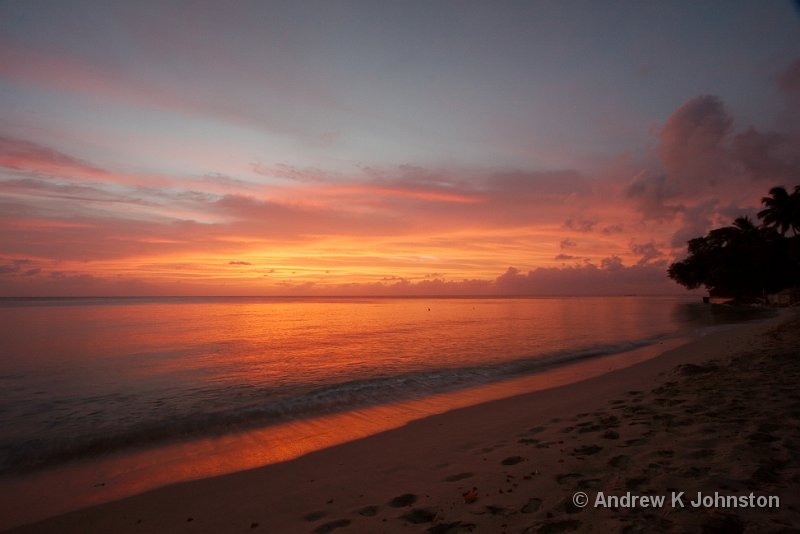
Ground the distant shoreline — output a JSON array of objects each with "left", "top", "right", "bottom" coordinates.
[{"left": 0, "top": 293, "right": 698, "bottom": 303}]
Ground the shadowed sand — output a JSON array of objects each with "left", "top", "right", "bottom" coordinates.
[{"left": 7, "top": 310, "right": 800, "bottom": 533}]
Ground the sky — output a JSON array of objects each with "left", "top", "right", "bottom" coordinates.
[{"left": 1, "top": 0, "right": 799, "bottom": 296}]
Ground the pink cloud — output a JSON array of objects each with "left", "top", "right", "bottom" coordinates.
[
  {"left": 733, "top": 129, "right": 800, "bottom": 185},
  {"left": 10, "top": 87, "right": 797, "bottom": 297},
  {"left": 629, "top": 241, "right": 666, "bottom": 267},
  {"left": 0, "top": 135, "right": 262, "bottom": 199},
  {"left": 601, "top": 224, "right": 624, "bottom": 234},
  {"left": 658, "top": 95, "right": 734, "bottom": 189},
  {"left": 0, "top": 44, "right": 216, "bottom": 126},
  {"left": 0, "top": 259, "right": 684, "bottom": 297},
  {"left": 778, "top": 58, "right": 800, "bottom": 100},
  {"left": 0, "top": 267, "right": 172, "bottom": 297},
  {"left": 0, "top": 42, "right": 335, "bottom": 141},
  {"left": 492, "top": 262, "right": 679, "bottom": 296},
  {"left": 625, "top": 86, "right": 800, "bottom": 239},
  {"left": 626, "top": 95, "right": 740, "bottom": 223},
  {"left": 563, "top": 217, "right": 598, "bottom": 232},
  {"left": 625, "top": 173, "right": 684, "bottom": 221},
  {"left": 0, "top": 149, "right": 651, "bottom": 294},
  {"left": 257, "top": 165, "right": 600, "bottom": 236},
  {"left": 322, "top": 184, "right": 483, "bottom": 205},
  {"left": 0, "top": 136, "right": 108, "bottom": 179}
]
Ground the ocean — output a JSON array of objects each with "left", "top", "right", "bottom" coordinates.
[{"left": 0, "top": 295, "right": 768, "bottom": 527}]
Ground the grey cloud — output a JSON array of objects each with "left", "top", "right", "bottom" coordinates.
[
  {"left": 493, "top": 263, "right": 680, "bottom": 296},
  {"left": 778, "top": 58, "right": 800, "bottom": 99},
  {"left": 658, "top": 95, "right": 733, "bottom": 188},
  {"left": 600, "top": 255, "right": 624, "bottom": 271},
  {"left": 601, "top": 224, "right": 624, "bottom": 234},
  {"left": 0, "top": 135, "right": 108, "bottom": 176},
  {"left": 630, "top": 241, "right": 665, "bottom": 267},
  {"left": 564, "top": 217, "right": 597, "bottom": 232},
  {"left": 0, "top": 260, "right": 26, "bottom": 273},
  {"left": 669, "top": 199, "right": 719, "bottom": 249},
  {"left": 732, "top": 129, "right": 800, "bottom": 184}
]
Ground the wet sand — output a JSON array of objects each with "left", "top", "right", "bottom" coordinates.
[{"left": 7, "top": 310, "right": 800, "bottom": 533}]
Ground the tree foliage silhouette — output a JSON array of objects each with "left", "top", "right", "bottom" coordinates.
[
  {"left": 758, "top": 185, "right": 800, "bottom": 236},
  {"left": 668, "top": 186, "right": 800, "bottom": 298}
]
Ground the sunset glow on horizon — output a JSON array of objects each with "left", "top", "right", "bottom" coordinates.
[{"left": 2, "top": 1, "right": 799, "bottom": 296}]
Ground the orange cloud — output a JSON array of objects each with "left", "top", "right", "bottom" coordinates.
[{"left": 5, "top": 85, "right": 793, "bottom": 297}]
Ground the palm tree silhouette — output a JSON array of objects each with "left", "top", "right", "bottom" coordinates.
[
  {"left": 731, "top": 215, "right": 758, "bottom": 233},
  {"left": 758, "top": 185, "right": 800, "bottom": 236},
  {"left": 670, "top": 186, "right": 800, "bottom": 298},
  {"left": 707, "top": 216, "right": 758, "bottom": 243}
]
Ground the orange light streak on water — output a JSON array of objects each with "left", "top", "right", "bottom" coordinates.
[{"left": 0, "top": 337, "right": 687, "bottom": 530}]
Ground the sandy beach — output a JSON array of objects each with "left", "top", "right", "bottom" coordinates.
[{"left": 7, "top": 309, "right": 800, "bottom": 533}]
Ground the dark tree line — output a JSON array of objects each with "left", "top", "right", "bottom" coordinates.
[{"left": 668, "top": 186, "right": 800, "bottom": 298}]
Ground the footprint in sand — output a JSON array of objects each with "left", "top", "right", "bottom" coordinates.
[
  {"left": 669, "top": 416, "right": 695, "bottom": 428},
  {"left": 400, "top": 508, "right": 437, "bottom": 524},
  {"left": 427, "top": 520, "right": 477, "bottom": 533},
  {"left": 531, "top": 519, "right": 583, "bottom": 533},
  {"left": 680, "top": 466, "right": 710, "bottom": 479},
  {"left": 577, "top": 478, "right": 600, "bottom": 489},
  {"left": 757, "top": 422, "right": 782, "bottom": 433},
  {"left": 562, "top": 498, "right": 584, "bottom": 514},
  {"left": 599, "top": 415, "right": 619, "bottom": 426},
  {"left": 443, "top": 472, "right": 473, "bottom": 482},
  {"left": 751, "top": 459, "right": 785, "bottom": 484},
  {"left": 699, "top": 514, "right": 745, "bottom": 533},
  {"left": 356, "top": 505, "right": 379, "bottom": 517},
  {"left": 555, "top": 473, "right": 583, "bottom": 484},
  {"left": 388, "top": 493, "right": 418, "bottom": 507},
  {"left": 483, "top": 504, "right": 512, "bottom": 516},
  {"left": 571, "top": 445, "right": 602, "bottom": 456},
  {"left": 625, "top": 476, "right": 648, "bottom": 490},
  {"left": 501, "top": 455, "right": 525, "bottom": 465},
  {"left": 623, "top": 438, "right": 648, "bottom": 447},
  {"left": 686, "top": 448, "right": 714, "bottom": 459},
  {"left": 747, "top": 431, "right": 780, "bottom": 443},
  {"left": 521, "top": 498, "right": 543, "bottom": 513},
  {"left": 626, "top": 405, "right": 655, "bottom": 415},
  {"left": 313, "top": 519, "right": 351, "bottom": 533},
  {"left": 608, "top": 455, "right": 629, "bottom": 468},
  {"left": 303, "top": 511, "right": 327, "bottom": 522}
]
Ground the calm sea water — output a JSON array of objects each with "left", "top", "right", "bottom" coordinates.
[{"left": 0, "top": 296, "right": 757, "bottom": 477}]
